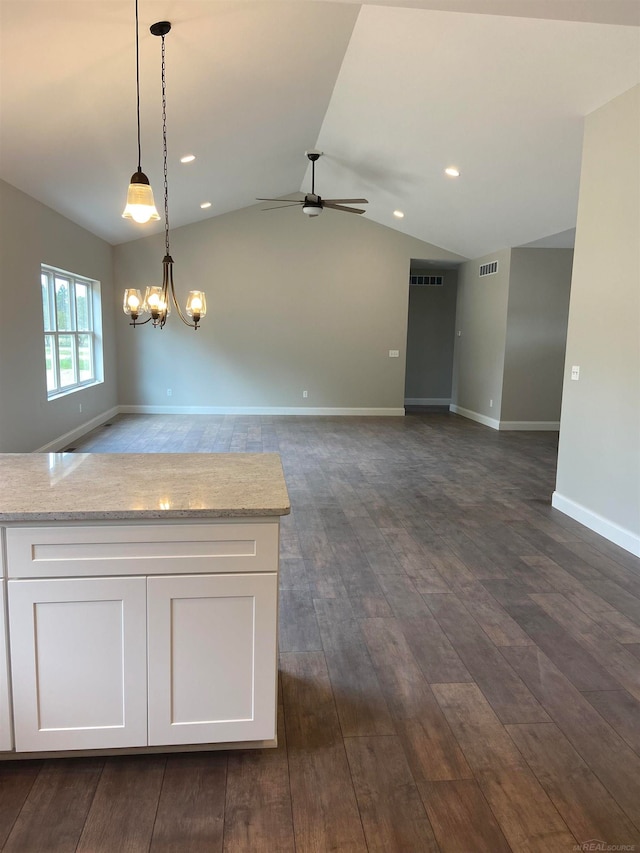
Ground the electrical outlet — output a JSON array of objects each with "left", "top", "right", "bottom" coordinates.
[
  {"left": 302, "top": 390, "right": 308, "bottom": 398},
  {"left": 79, "top": 403, "right": 82, "bottom": 413},
  {"left": 571, "top": 366, "right": 580, "bottom": 381},
  {"left": 167, "top": 388, "right": 172, "bottom": 397},
  {"left": 489, "top": 399, "right": 493, "bottom": 408},
  {"left": 389, "top": 350, "right": 400, "bottom": 358}
]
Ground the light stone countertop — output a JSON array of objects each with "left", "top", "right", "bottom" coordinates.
[{"left": 0, "top": 453, "right": 290, "bottom": 521}]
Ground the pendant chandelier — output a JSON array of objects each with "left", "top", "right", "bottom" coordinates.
[
  {"left": 122, "top": 0, "right": 159, "bottom": 224},
  {"left": 123, "top": 21, "right": 207, "bottom": 331}
]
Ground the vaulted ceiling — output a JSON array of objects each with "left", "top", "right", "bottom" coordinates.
[{"left": 0, "top": 0, "right": 638, "bottom": 258}]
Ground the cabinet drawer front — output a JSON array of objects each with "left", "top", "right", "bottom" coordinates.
[
  {"left": 8, "top": 576, "right": 148, "bottom": 752},
  {"left": 6, "top": 522, "right": 279, "bottom": 578},
  {"left": 147, "top": 573, "right": 277, "bottom": 746}
]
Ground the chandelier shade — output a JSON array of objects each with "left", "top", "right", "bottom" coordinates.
[
  {"left": 123, "top": 288, "right": 143, "bottom": 318},
  {"left": 186, "top": 291, "right": 207, "bottom": 323}
]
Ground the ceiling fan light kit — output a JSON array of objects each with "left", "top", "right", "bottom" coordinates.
[
  {"left": 258, "top": 151, "right": 368, "bottom": 217},
  {"left": 302, "top": 201, "right": 323, "bottom": 217}
]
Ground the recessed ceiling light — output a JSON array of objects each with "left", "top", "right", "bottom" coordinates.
[
  {"left": 393, "top": 210, "right": 405, "bottom": 219},
  {"left": 180, "top": 154, "right": 196, "bottom": 163},
  {"left": 200, "top": 202, "right": 212, "bottom": 209},
  {"left": 445, "top": 167, "right": 460, "bottom": 177}
]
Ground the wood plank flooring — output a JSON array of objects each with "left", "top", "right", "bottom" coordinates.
[{"left": 3, "top": 412, "right": 639, "bottom": 852}]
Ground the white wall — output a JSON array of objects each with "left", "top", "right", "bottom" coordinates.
[
  {"left": 501, "top": 248, "right": 573, "bottom": 425},
  {"left": 451, "top": 248, "right": 512, "bottom": 426},
  {"left": 114, "top": 204, "right": 464, "bottom": 413},
  {"left": 554, "top": 85, "right": 640, "bottom": 555},
  {"left": 451, "top": 246, "right": 573, "bottom": 430},
  {"left": 0, "top": 180, "right": 117, "bottom": 452}
]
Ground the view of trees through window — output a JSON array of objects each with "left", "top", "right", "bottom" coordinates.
[{"left": 41, "top": 265, "right": 100, "bottom": 397}]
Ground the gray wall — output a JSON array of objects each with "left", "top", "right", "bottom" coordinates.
[
  {"left": 501, "top": 248, "right": 573, "bottom": 423},
  {"left": 555, "top": 85, "right": 640, "bottom": 548},
  {"left": 114, "top": 204, "right": 464, "bottom": 411},
  {"left": 404, "top": 269, "right": 458, "bottom": 402},
  {"left": 451, "top": 248, "right": 511, "bottom": 421},
  {"left": 0, "top": 180, "right": 117, "bottom": 452}
]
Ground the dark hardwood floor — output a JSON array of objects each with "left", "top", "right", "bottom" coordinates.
[{"left": 2, "top": 412, "right": 639, "bottom": 852}]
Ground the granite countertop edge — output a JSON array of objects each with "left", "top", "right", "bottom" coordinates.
[{"left": 0, "top": 506, "right": 291, "bottom": 523}]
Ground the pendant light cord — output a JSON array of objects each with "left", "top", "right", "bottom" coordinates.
[{"left": 135, "top": 0, "right": 142, "bottom": 172}]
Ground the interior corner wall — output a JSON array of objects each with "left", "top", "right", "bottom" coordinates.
[
  {"left": 450, "top": 248, "right": 512, "bottom": 424},
  {"left": 113, "top": 205, "right": 464, "bottom": 412},
  {"left": 0, "top": 179, "right": 117, "bottom": 452},
  {"left": 500, "top": 248, "right": 573, "bottom": 424},
  {"left": 554, "top": 85, "right": 640, "bottom": 555},
  {"left": 404, "top": 269, "right": 458, "bottom": 403}
]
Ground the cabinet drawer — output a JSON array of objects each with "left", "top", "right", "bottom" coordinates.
[{"left": 5, "top": 522, "right": 279, "bottom": 579}]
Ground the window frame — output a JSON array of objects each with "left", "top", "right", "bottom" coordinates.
[{"left": 41, "top": 264, "right": 103, "bottom": 400}]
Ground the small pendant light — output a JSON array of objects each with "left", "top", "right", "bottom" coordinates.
[{"left": 122, "top": 0, "right": 159, "bottom": 224}]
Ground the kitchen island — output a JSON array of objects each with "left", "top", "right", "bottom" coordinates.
[{"left": 0, "top": 452, "right": 290, "bottom": 757}]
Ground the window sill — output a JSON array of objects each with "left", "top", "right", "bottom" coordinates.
[{"left": 47, "top": 380, "right": 103, "bottom": 402}]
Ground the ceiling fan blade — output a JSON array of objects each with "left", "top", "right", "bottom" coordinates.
[
  {"left": 260, "top": 203, "right": 305, "bottom": 211},
  {"left": 256, "top": 197, "right": 304, "bottom": 203},
  {"left": 322, "top": 198, "right": 368, "bottom": 205},
  {"left": 323, "top": 203, "right": 366, "bottom": 214}
]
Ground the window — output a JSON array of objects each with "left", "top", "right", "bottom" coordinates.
[{"left": 41, "top": 265, "right": 103, "bottom": 398}]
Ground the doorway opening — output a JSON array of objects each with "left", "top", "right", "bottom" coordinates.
[{"left": 404, "top": 260, "right": 461, "bottom": 413}]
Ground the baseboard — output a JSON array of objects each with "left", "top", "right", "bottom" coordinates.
[
  {"left": 34, "top": 406, "right": 120, "bottom": 453},
  {"left": 449, "top": 405, "right": 500, "bottom": 430},
  {"left": 404, "top": 397, "right": 452, "bottom": 407},
  {"left": 118, "top": 405, "right": 406, "bottom": 417},
  {"left": 552, "top": 491, "right": 640, "bottom": 557},
  {"left": 449, "top": 406, "right": 560, "bottom": 432},
  {"left": 499, "top": 420, "right": 560, "bottom": 431}
]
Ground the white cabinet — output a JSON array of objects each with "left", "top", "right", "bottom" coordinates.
[
  {"left": 8, "top": 577, "right": 148, "bottom": 752},
  {"left": 0, "top": 579, "right": 13, "bottom": 752},
  {"left": 2, "top": 521, "right": 280, "bottom": 755},
  {"left": 147, "top": 573, "right": 277, "bottom": 746}
]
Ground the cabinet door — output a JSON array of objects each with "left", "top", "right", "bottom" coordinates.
[
  {"left": 8, "top": 577, "right": 147, "bottom": 752},
  {"left": 147, "top": 573, "right": 277, "bottom": 746},
  {"left": 0, "top": 581, "right": 13, "bottom": 751}
]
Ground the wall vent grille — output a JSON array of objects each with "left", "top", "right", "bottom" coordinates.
[
  {"left": 409, "top": 274, "right": 444, "bottom": 286},
  {"left": 479, "top": 261, "right": 499, "bottom": 277}
]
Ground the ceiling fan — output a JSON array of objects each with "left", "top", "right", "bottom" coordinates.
[{"left": 257, "top": 151, "right": 368, "bottom": 217}]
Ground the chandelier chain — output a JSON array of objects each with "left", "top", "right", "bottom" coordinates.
[{"left": 161, "top": 34, "right": 170, "bottom": 256}]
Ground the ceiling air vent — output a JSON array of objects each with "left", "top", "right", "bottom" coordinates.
[
  {"left": 479, "top": 261, "right": 499, "bottom": 277},
  {"left": 409, "top": 274, "right": 444, "bottom": 286}
]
